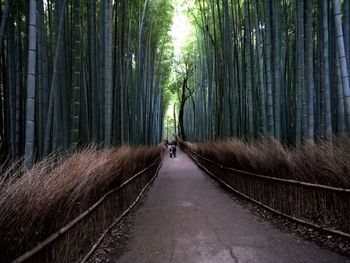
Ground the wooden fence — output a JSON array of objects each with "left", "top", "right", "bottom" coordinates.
[
  {"left": 11, "top": 157, "right": 162, "bottom": 263},
  {"left": 187, "top": 150, "right": 350, "bottom": 238}
]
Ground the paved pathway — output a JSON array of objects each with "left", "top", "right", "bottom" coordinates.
[{"left": 110, "top": 149, "right": 348, "bottom": 263}]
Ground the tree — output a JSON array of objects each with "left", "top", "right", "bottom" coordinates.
[
  {"left": 178, "top": 66, "right": 194, "bottom": 141},
  {"left": 183, "top": 0, "right": 350, "bottom": 145},
  {"left": 273, "top": 0, "right": 281, "bottom": 140},
  {"left": 332, "top": 0, "right": 350, "bottom": 131},
  {"left": 70, "top": 0, "right": 82, "bottom": 148},
  {"left": 323, "top": 0, "right": 332, "bottom": 140},
  {"left": 104, "top": 0, "right": 113, "bottom": 146},
  {"left": 306, "top": 0, "right": 315, "bottom": 141},
  {"left": 24, "top": 0, "right": 37, "bottom": 169},
  {"left": 88, "top": 0, "right": 98, "bottom": 142},
  {"left": 253, "top": 0, "right": 266, "bottom": 135},
  {"left": 0, "top": 0, "right": 10, "bottom": 55},
  {"left": 264, "top": 0, "right": 274, "bottom": 136}
]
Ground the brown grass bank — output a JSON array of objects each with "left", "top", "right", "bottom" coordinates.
[
  {"left": 0, "top": 144, "right": 163, "bottom": 262},
  {"left": 180, "top": 137, "right": 350, "bottom": 235}
]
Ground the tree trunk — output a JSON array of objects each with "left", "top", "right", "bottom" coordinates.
[
  {"left": 104, "top": 0, "right": 113, "bottom": 146},
  {"left": 44, "top": 0, "right": 67, "bottom": 155},
  {"left": 332, "top": 0, "right": 350, "bottom": 131},
  {"left": 88, "top": 0, "right": 98, "bottom": 142},
  {"left": 70, "top": 0, "right": 82, "bottom": 148},
  {"left": 306, "top": 0, "right": 315, "bottom": 141},
  {"left": 273, "top": 0, "right": 281, "bottom": 140},
  {"left": 323, "top": 0, "right": 332, "bottom": 140},
  {"left": 0, "top": 0, "right": 10, "bottom": 56},
  {"left": 264, "top": 0, "right": 274, "bottom": 136},
  {"left": 173, "top": 103, "right": 177, "bottom": 136},
  {"left": 336, "top": 50, "right": 346, "bottom": 132},
  {"left": 253, "top": 0, "right": 266, "bottom": 135},
  {"left": 24, "top": 0, "right": 37, "bottom": 169},
  {"left": 244, "top": 0, "right": 254, "bottom": 138},
  {"left": 179, "top": 79, "right": 187, "bottom": 141}
]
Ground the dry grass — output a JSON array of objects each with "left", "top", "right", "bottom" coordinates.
[
  {"left": 181, "top": 136, "right": 350, "bottom": 234},
  {"left": 0, "top": 144, "right": 162, "bottom": 262},
  {"left": 181, "top": 136, "right": 350, "bottom": 188}
]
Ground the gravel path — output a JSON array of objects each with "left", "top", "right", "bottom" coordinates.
[{"left": 93, "top": 149, "right": 349, "bottom": 263}]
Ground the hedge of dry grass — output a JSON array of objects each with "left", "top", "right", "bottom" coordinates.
[
  {"left": 180, "top": 136, "right": 350, "bottom": 234},
  {"left": 0, "top": 144, "right": 162, "bottom": 262}
]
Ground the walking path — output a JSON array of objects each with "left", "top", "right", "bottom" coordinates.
[{"left": 109, "top": 149, "right": 348, "bottom": 262}]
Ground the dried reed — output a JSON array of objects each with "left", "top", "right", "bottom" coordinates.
[
  {"left": 0, "top": 144, "right": 162, "bottom": 262},
  {"left": 181, "top": 136, "right": 350, "bottom": 188},
  {"left": 181, "top": 136, "right": 350, "bottom": 234}
]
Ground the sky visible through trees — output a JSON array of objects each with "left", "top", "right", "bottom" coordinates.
[{"left": 0, "top": 0, "right": 349, "bottom": 168}]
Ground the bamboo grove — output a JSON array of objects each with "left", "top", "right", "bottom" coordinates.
[
  {"left": 182, "top": 0, "right": 350, "bottom": 145},
  {"left": 0, "top": 0, "right": 173, "bottom": 167}
]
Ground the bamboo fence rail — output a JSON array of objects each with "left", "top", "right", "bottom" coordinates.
[
  {"left": 80, "top": 161, "right": 162, "bottom": 263},
  {"left": 11, "top": 157, "right": 162, "bottom": 263},
  {"left": 186, "top": 149, "right": 350, "bottom": 238},
  {"left": 190, "top": 150, "right": 350, "bottom": 193}
]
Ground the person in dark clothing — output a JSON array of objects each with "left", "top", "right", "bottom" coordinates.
[
  {"left": 170, "top": 144, "right": 176, "bottom": 158},
  {"left": 169, "top": 144, "right": 173, "bottom": 158}
]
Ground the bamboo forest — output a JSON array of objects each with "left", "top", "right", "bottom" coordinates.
[
  {"left": 1, "top": 0, "right": 350, "bottom": 262},
  {"left": 0, "top": 0, "right": 350, "bottom": 165}
]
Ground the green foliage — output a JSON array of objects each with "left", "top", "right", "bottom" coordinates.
[
  {"left": 0, "top": 0, "right": 176, "bottom": 162},
  {"left": 181, "top": 0, "right": 350, "bottom": 144}
]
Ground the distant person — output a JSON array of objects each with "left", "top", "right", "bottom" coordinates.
[
  {"left": 169, "top": 143, "right": 173, "bottom": 158},
  {"left": 165, "top": 139, "right": 169, "bottom": 149},
  {"left": 171, "top": 144, "right": 176, "bottom": 158}
]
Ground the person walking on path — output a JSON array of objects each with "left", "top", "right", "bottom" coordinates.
[
  {"left": 171, "top": 144, "right": 176, "bottom": 158},
  {"left": 169, "top": 143, "right": 176, "bottom": 158}
]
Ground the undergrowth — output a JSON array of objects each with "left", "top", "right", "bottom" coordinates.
[
  {"left": 180, "top": 136, "right": 350, "bottom": 235},
  {"left": 180, "top": 136, "right": 350, "bottom": 188},
  {"left": 0, "top": 144, "right": 162, "bottom": 261}
]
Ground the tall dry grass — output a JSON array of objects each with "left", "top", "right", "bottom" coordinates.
[
  {"left": 181, "top": 136, "right": 350, "bottom": 234},
  {"left": 0, "top": 144, "right": 162, "bottom": 262},
  {"left": 181, "top": 136, "right": 350, "bottom": 188}
]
